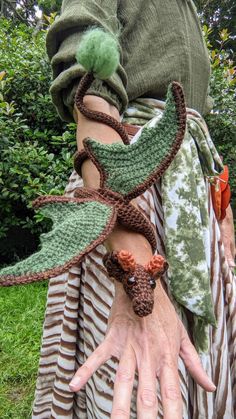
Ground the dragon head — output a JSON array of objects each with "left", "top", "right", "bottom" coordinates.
[{"left": 103, "top": 250, "right": 168, "bottom": 317}]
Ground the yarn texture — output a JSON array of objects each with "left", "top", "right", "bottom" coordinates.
[
  {"left": 83, "top": 82, "right": 186, "bottom": 199},
  {"left": 76, "top": 28, "right": 119, "bottom": 80},
  {"left": 0, "top": 198, "right": 116, "bottom": 285},
  {"left": 103, "top": 251, "right": 167, "bottom": 317}
]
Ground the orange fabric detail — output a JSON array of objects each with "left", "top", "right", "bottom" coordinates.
[
  {"left": 211, "top": 165, "right": 231, "bottom": 221},
  {"left": 219, "top": 165, "right": 229, "bottom": 192}
]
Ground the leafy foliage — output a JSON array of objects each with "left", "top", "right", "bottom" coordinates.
[
  {"left": 37, "top": 0, "right": 62, "bottom": 15},
  {"left": 0, "top": 18, "right": 76, "bottom": 265},
  {"left": 195, "top": 0, "right": 236, "bottom": 60},
  {"left": 202, "top": 26, "right": 236, "bottom": 215},
  {"left": 0, "top": 0, "right": 62, "bottom": 25}
]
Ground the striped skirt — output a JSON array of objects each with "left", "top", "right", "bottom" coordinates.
[{"left": 32, "top": 137, "right": 236, "bottom": 418}]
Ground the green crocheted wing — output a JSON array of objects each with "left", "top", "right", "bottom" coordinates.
[
  {"left": 0, "top": 196, "right": 116, "bottom": 286},
  {"left": 84, "top": 82, "right": 186, "bottom": 201}
]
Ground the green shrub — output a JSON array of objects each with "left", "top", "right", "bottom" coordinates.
[
  {"left": 0, "top": 18, "right": 76, "bottom": 265},
  {"left": 203, "top": 27, "right": 236, "bottom": 216}
]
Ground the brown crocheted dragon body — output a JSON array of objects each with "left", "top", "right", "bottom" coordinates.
[
  {"left": 0, "top": 72, "right": 186, "bottom": 320},
  {"left": 73, "top": 72, "right": 186, "bottom": 316},
  {"left": 0, "top": 27, "right": 186, "bottom": 316}
]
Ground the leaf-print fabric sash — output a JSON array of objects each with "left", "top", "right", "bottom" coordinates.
[{"left": 123, "top": 100, "right": 224, "bottom": 351}]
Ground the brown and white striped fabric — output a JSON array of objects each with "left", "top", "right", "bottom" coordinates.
[{"left": 32, "top": 131, "right": 236, "bottom": 418}]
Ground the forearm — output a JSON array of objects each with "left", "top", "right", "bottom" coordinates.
[
  {"left": 74, "top": 95, "right": 122, "bottom": 188},
  {"left": 74, "top": 95, "right": 153, "bottom": 265}
]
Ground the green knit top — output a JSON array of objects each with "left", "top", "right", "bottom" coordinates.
[{"left": 46, "top": 0, "right": 210, "bottom": 122}]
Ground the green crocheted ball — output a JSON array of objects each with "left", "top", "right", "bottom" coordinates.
[{"left": 76, "top": 28, "right": 119, "bottom": 79}]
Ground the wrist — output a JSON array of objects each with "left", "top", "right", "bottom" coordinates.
[{"left": 105, "top": 224, "right": 153, "bottom": 265}]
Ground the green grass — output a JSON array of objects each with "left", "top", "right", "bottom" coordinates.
[{"left": 0, "top": 282, "right": 48, "bottom": 419}]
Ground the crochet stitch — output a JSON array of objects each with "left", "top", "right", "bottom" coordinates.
[
  {"left": 83, "top": 82, "right": 185, "bottom": 199},
  {"left": 103, "top": 251, "right": 168, "bottom": 317},
  {"left": 74, "top": 187, "right": 157, "bottom": 252},
  {"left": 0, "top": 196, "right": 116, "bottom": 286},
  {"left": 75, "top": 72, "right": 130, "bottom": 145}
]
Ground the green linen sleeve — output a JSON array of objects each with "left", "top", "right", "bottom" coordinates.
[{"left": 46, "top": 0, "right": 128, "bottom": 122}]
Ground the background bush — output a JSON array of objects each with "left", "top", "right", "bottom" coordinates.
[
  {"left": 0, "top": 17, "right": 235, "bottom": 267},
  {"left": 0, "top": 18, "right": 76, "bottom": 265},
  {"left": 203, "top": 26, "right": 236, "bottom": 218}
]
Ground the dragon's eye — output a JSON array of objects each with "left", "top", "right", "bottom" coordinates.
[
  {"left": 149, "top": 278, "right": 156, "bottom": 289},
  {"left": 127, "top": 276, "right": 136, "bottom": 287}
]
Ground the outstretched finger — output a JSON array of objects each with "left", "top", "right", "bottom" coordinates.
[
  {"left": 179, "top": 324, "right": 216, "bottom": 392},
  {"left": 137, "top": 360, "right": 158, "bottom": 419},
  {"left": 69, "top": 341, "right": 111, "bottom": 392},
  {"left": 111, "top": 346, "right": 136, "bottom": 418},
  {"left": 159, "top": 358, "right": 182, "bottom": 419}
]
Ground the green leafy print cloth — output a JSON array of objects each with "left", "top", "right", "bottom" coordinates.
[{"left": 124, "top": 100, "right": 224, "bottom": 352}]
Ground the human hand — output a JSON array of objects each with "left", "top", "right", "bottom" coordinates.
[{"left": 69, "top": 280, "right": 216, "bottom": 418}]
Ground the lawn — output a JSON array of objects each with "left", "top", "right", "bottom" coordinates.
[{"left": 0, "top": 282, "right": 48, "bottom": 419}]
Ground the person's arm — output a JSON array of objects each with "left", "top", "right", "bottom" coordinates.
[
  {"left": 48, "top": 2, "right": 215, "bottom": 414},
  {"left": 46, "top": 0, "right": 128, "bottom": 122},
  {"left": 70, "top": 96, "right": 216, "bottom": 419},
  {"left": 73, "top": 95, "right": 152, "bottom": 262}
]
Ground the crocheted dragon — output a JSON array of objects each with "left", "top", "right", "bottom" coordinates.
[{"left": 0, "top": 29, "right": 186, "bottom": 317}]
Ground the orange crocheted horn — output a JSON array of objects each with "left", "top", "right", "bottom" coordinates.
[
  {"left": 146, "top": 254, "right": 166, "bottom": 275},
  {"left": 117, "top": 250, "right": 136, "bottom": 272}
]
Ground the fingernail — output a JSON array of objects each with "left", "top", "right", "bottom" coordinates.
[
  {"left": 69, "top": 376, "right": 81, "bottom": 390},
  {"left": 209, "top": 380, "right": 216, "bottom": 391}
]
